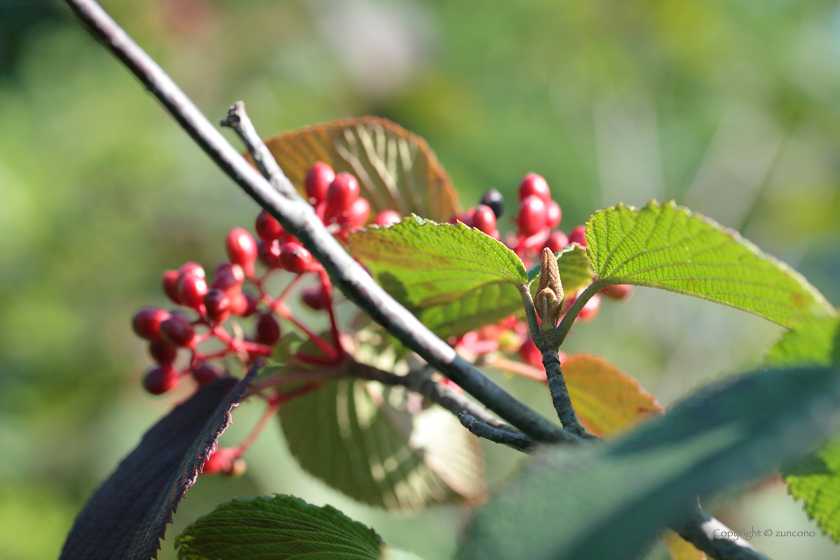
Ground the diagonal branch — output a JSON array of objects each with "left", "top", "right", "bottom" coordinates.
[{"left": 61, "top": 0, "right": 568, "bottom": 444}]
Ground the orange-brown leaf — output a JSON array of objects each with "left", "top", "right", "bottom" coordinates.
[
  {"left": 664, "top": 530, "right": 707, "bottom": 560},
  {"left": 263, "top": 117, "right": 460, "bottom": 222}
]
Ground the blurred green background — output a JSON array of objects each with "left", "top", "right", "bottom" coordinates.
[{"left": 2, "top": 0, "right": 840, "bottom": 558}]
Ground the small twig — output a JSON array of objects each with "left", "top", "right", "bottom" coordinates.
[
  {"left": 459, "top": 413, "right": 535, "bottom": 453},
  {"left": 546, "top": 280, "right": 607, "bottom": 349},
  {"left": 541, "top": 349, "right": 588, "bottom": 437},
  {"left": 673, "top": 506, "right": 772, "bottom": 560},
  {"left": 517, "top": 284, "right": 542, "bottom": 341}
]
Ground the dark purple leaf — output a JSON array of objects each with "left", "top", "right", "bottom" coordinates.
[{"left": 60, "top": 370, "right": 254, "bottom": 560}]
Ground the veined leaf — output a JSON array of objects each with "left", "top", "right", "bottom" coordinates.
[
  {"left": 526, "top": 243, "right": 593, "bottom": 297},
  {"left": 459, "top": 364, "right": 840, "bottom": 560},
  {"left": 176, "top": 495, "right": 383, "bottom": 560},
  {"left": 278, "top": 360, "right": 485, "bottom": 511},
  {"left": 347, "top": 216, "right": 527, "bottom": 337},
  {"left": 765, "top": 314, "right": 840, "bottom": 543},
  {"left": 60, "top": 373, "right": 253, "bottom": 560},
  {"left": 586, "top": 201, "right": 834, "bottom": 327},
  {"left": 264, "top": 117, "right": 459, "bottom": 222}
]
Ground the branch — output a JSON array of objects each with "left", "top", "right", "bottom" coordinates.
[
  {"left": 62, "top": 0, "right": 567, "bottom": 445},
  {"left": 459, "top": 413, "right": 535, "bottom": 453},
  {"left": 674, "top": 506, "right": 773, "bottom": 560},
  {"left": 541, "top": 349, "right": 589, "bottom": 437},
  {"left": 546, "top": 280, "right": 606, "bottom": 349}
]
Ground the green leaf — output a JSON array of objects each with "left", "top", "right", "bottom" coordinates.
[
  {"left": 526, "top": 243, "right": 593, "bottom": 296},
  {"left": 586, "top": 200, "right": 834, "bottom": 327},
  {"left": 175, "top": 495, "right": 383, "bottom": 560},
  {"left": 764, "top": 314, "right": 840, "bottom": 543},
  {"left": 278, "top": 361, "right": 485, "bottom": 511},
  {"left": 347, "top": 216, "right": 527, "bottom": 337},
  {"left": 263, "top": 117, "right": 460, "bottom": 223},
  {"left": 459, "top": 364, "right": 840, "bottom": 560}
]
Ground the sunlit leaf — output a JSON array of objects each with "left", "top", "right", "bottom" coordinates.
[
  {"left": 586, "top": 201, "right": 834, "bottom": 327},
  {"left": 663, "top": 530, "right": 706, "bottom": 560},
  {"left": 765, "top": 314, "right": 840, "bottom": 543},
  {"left": 60, "top": 373, "right": 253, "bottom": 560},
  {"left": 348, "top": 216, "right": 527, "bottom": 337},
  {"left": 264, "top": 117, "right": 459, "bottom": 222},
  {"left": 459, "top": 364, "right": 840, "bottom": 560},
  {"left": 278, "top": 359, "right": 485, "bottom": 511}
]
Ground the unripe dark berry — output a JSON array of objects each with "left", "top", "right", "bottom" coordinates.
[
  {"left": 254, "top": 313, "right": 281, "bottom": 346},
  {"left": 279, "top": 242, "right": 313, "bottom": 274},
  {"left": 162, "top": 270, "right": 182, "bottom": 304},
  {"left": 471, "top": 205, "right": 497, "bottom": 236},
  {"left": 305, "top": 162, "right": 336, "bottom": 206},
  {"left": 149, "top": 340, "right": 178, "bottom": 364},
  {"left": 192, "top": 361, "right": 223, "bottom": 385},
  {"left": 211, "top": 262, "right": 244, "bottom": 293},
  {"left": 302, "top": 286, "right": 327, "bottom": 310},
  {"left": 517, "top": 195, "right": 548, "bottom": 237},
  {"left": 544, "top": 231, "right": 569, "bottom": 253},
  {"left": 160, "top": 314, "right": 195, "bottom": 347},
  {"left": 132, "top": 307, "right": 171, "bottom": 341},
  {"left": 143, "top": 363, "right": 180, "bottom": 395},
  {"left": 568, "top": 225, "right": 586, "bottom": 246},
  {"left": 204, "top": 289, "right": 231, "bottom": 323},
  {"left": 255, "top": 210, "right": 285, "bottom": 241},
  {"left": 178, "top": 270, "right": 208, "bottom": 311},
  {"left": 373, "top": 210, "right": 401, "bottom": 227},
  {"left": 480, "top": 188, "right": 504, "bottom": 218},
  {"left": 600, "top": 284, "right": 633, "bottom": 301},
  {"left": 326, "top": 172, "right": 360, "bottom": 213},
  {"left": 226, "top": 228, "right": 258, "bottom": 276},
  {"left": 546, "top": 200, "right": 562, "bottom": 229},
  {"left": 518, "top": 173, "right": 551, "bottom": 202}
]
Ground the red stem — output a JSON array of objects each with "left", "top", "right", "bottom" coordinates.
[{"left": 317, "top": 269, "right": 345, "bottom": 358}]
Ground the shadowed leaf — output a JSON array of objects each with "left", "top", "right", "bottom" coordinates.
[
  {"left": 586, "top": 201, "right": 834, "bottom": 327},
  {"left": 765, "top": 314, "right": 840, "bottom": 543},
  {"left": 59, "top": 372, "right": 254, "bottom": 560},
  {"left": 264, "top": 117, "right": 459, "bottom": 222},
  {"left": 459, "top": 364, "right": 840, "bottom": 560},
  {"left": 278, "top": 359, "right": 485, "bottom": 511},
  {"left": 348, "top": 216, "right": 527, "bottom": 337}
]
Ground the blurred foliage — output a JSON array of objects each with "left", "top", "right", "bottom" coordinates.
[{"left": 2, "top": 0, "right": 840, "bottom": 559}]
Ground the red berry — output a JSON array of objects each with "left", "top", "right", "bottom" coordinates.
[
  {"left": 342, "top": 197, "right": 370, "bottom": 229},
  {"left": 160, "top": 314, "right": 195, "bottom": 347},
  {"left": 546, "top": 200, "right": 562, "bottom": 229},
  {"left": 257, "top": 240, "right": 282, "bottom": 269},
  {"left": 577, "top": 294, "right": 601, "bottom": 322},
  {"left": 132, "top": 307, "right": 171, "bottom": 341},
  {"left": 225, "top": 228, "right": 258, "bottom": 275},
  {"left": 544, "top": 231, "right": 569, "bottom": 253},
  {"left": 568, "top": 225, "right": 586, "bottom": 246},
  {"left": 204, "top": 289, "right": 231, "bottom": 323},
  {"left": 518, "top": 173, "right": 551, "bottom": 202},
  {"left": 162, "top": 270, "right": 182, "bottom": 304},
  {"left": 518, "top": 337, "right": 543, "bottom": 369},
  {"left": 450, "top": 207, "right": 476, "bottom": 227},
  {"left": 143, "top": 363, "right": 180, "bottom": 395},
  {"left": 212, "top": 263, "right": 244, "bottom": 293},
  {"left": 517, "top": 195, "right": 548, "bottom": 237},
  {"left": 202, "top": 447, "right": 237, "bottom": 475},
  {"left": 178, "top": 270, "right": 208, "bottom": 311},
  {"left": 373, "top": 210, "right": 401, "bottom": 227},
  {"left": 192, "top": 361, "right": 223, "bottom": 385},
  {"left": 471, "top": 205, "right": 497, "bottom": 235},
  {"left": 601, "top": 284, "right": 633, "bottom": 301},
  {"left": 279, "top": 242, "right": 313, "bottom": 274},
  {"left": 305, "top": 162, "right": 336, "bottom": 206},
  {"left": 255, "top": 210, "right": 285, "bottom": 241},
  {"left": 242, "top": 292, "right": 260, "bottom": 317},
  {"left": 254, "top": 313, "right": 281, "bottom": 346},
  {"left": 229, "top": 291, "right": 248, "bottom": 316},
  {"left": 149, "top": 340, "right": 178, "bottom": 364},
  {"left": 179, "top": 261, "right": 205, "bottom": 279},
  {"left": 302, "top": 286, "right": 327, "bottom": 310},
  {"left": 326, "top": 173, "right": 360, "bottom": 213}
]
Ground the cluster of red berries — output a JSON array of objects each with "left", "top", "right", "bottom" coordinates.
[{"left": 450, "top": 173, "right": 632, "bottom": 370}]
